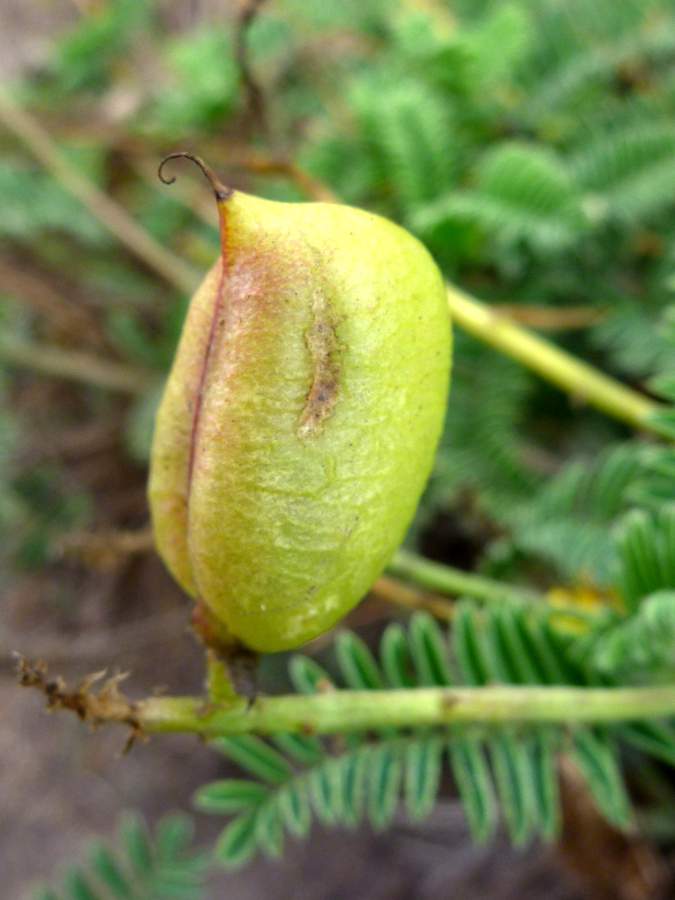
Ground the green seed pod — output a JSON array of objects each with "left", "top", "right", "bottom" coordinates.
[{"left": 149, "top": 155, "right": 451, "bottom": 653}]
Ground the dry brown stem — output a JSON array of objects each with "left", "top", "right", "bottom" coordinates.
[
  {"left": 0, "top": 256, "right": 109, "bottom": 350},
  {"left": 493, "top": 304, "right": 606, "bottom": 330},
  {"left": 0, "top": 335, "right": 153, "bottom": 394},
  {"left": 0, "top": 86, "right": 200, "bottom": 294},
  {"left": 234, "top": 151, "right": 339, "bottom": 203},
  {"left": 55, "top": 527, "right": 155, "bottom": 571},
  {"left": 16, "top": 656, "right": 144, "bottom": 751},
  {"left": 370, "top": 575, "right": 456, "bottom": 621},
  {"left": 235, "top": 0, "right": 274, "bottom": 144}
]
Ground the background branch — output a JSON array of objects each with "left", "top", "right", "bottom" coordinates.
[{"left": 0, "top": 87, "right": 200, "bottom": 294}]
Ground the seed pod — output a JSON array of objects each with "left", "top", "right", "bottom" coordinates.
[{"left": 149, "top": 155, "right": 451, "bottom": 653}]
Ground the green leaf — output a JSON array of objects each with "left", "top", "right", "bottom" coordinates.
[
  {"left": 194, "top": 780, "right": 270, "bottom": 814},
  {"left": 0, "top": 163, "right": 106, "bottom": 244},
  {"left": 278, "top": 783, "right": 312, "bottom": 837},
  {"left": 404, "top": 737, "right": 443, "bottom": 821},
  {"left": 52, "top": 0, "right": 151, "bottom": 94},
  {"left": 415, "top": 142, "right": 587, "bottom": 255},
  {"left": 569, "top": 123, "right": 675, "bottom": 222},
  {"left": 380, "top": 623, "right": 416, "bottom": 688},
  {"left": 120, "top": 814, "right": 153, "bottom": 876},
  {"left": 214, "top": 735, "right": 292, "bottom": 784},
  {"left": 487, "top": 733, "right": 537, "bottom": 846},
  {"left": 493, "top": 606, "right": 540, "bottom": 684},
  {"left": 340, "top": 746, "right": 369, "bottom": 828},
  {"left": 621, "top": 720, "right": 675, "bottom": 768},
  {"left": 335, "top": 631, "right": 384, "bottom": 690},
  {"left": 34, "top": 814, "right": 208, "bottom": 899},
  {"left": 62, "top": 869, "right": 98, "bottom": 900},
  {"left": 453, "top": 603, "right": 489, "bottom": 686},
  {"left": 408, "top": 613, "right": 452, "bottom": 686},
  {"left": 613, "top": 508, "right": 675, "bottom": 611},
  {"left": 254, "top": 801, "right": 285, "bottom": 859},
  {"left": 215, "top": 813, "right": 259, "bottom": 870},
  {"left": 88, "top": 844, "right": 132, "bottom": 898},
  {"left": 152, "top": 29, "right": 240, "bottom": 133},
  {"left": 367, "top": 742, "right": 403, "bottom": 830},
  {"left": 572, "top": 730, "right": 632, "bottom": 830},
  {"left": 271, "top": 732, "right": 323, "bottom": 766},
  {"left": 350, "top": 74, "right": 460, "bottom": 213},
  {"left": 448, "top": 737, "right": 498, "bottom": 843},
  {"left": 527, "top": 731, "right": 561, "bottom": 841},
  {"left": 289, "top": 655, "right": 334, "bottom": 694},
  {"left": 154, "top": 814, "right": 198, "bottom": 862},
  {"left": 308, "top": 758, "right": 343, "bottom": 825}
]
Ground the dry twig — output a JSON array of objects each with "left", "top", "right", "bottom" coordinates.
[
  {"left": 0, "top": 86, "right": 200, "bottom": 294},
  {"left": 0, "top": 335, "right": 153, "bottom": 394},
  {"left": 17, "top": 656, "right": 144, "bottom": 751}
]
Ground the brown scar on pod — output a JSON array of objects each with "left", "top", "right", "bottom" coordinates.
[{"left": 298, "top": 289, "right": 346, "bottom": 438}]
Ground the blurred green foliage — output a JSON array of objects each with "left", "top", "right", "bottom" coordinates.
[{"left": 34, "top": 813, "right": 210, "bottom": 900}]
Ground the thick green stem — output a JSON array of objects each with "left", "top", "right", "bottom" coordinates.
[
  {"left": 446, "top": 285, "right": 668, "bottom": 437},
  {"left": 388, "top": 548, "right": 539, "bottom": 604},
  {"left": 138, "top": 684, "right": 675, "bottom": 737}
]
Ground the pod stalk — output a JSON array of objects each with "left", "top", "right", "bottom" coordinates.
[{"left": 158, "top": 152, "right": 233, "bottom": 203}]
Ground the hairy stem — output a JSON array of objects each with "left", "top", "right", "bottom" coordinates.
[
  {"left": 138, "top": 684, "right": 675, "bottom": 737},
  {"left": 447, "top": 285, "right": 667, "bottom": 437}
]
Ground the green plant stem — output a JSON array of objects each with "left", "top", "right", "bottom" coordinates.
[
  {"left": 0, "top": 334, "right": 153, "bottom": 394},
  {"left": 138, "top": 684, "right": 675, "bottom": 737},
  {"left": 206, "top": 651, "right": 239, "bottom": 704},
  {"left": 388, "top": 548, "right": 539, "bottom": 604},
  {"left": 446, "top": 284, "right": 668, "bottom": 437}
]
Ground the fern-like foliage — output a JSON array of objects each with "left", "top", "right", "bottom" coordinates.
[
  {"left": 568, "top": 122, "right": 675, "bottom": 224},
  {"left": 397, "top": 1, "right": 536, "bottom": 99},
  {"left": 33, "top": 813, "right": 210, "bottom": 900},
  {"left": 572, "top": 502, "right": 675, "bottom": 683},
  {"left": 414, "top": 142, "right": 588, "bottom": 259},
  {"left": 508, "top": 442, "right": 646, "bottom": 584},
  {"left": 520, "top": 0, "right": 671, "bottom": 126},
  {"left": 589, "top": 301, "right": 675, "bottom": 385},
  {"left": 195, "top": 608, "right": 675, "bottom": 869},
  {"left": 594, "top": 590, "right": 675, "bottom": 679},
  {"left": 429, "top": 339, "right": 540, "bottom": 520},
  {"left": 612, "top": 504, "right": 675, "bottom": 611},
  {"left": 348, "top": 73, "right": 461, "bottom": 216}
]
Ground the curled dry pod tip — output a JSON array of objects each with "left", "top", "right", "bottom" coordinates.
[{"left": 149, "top": 153, "right": 452, "bottom": 653}]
